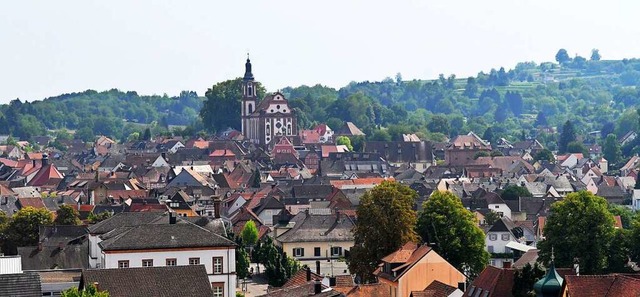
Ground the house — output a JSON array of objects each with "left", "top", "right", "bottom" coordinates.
[
  {"left": 483, "top": 191, "right": 512, "bottom": 219},
  {"left": 445, "top": 132, "right": 491, "bottom": 166},
  {"left": 252, "top": 195, "right": 286, "bottom": 226},
  {"left": 485, "top": 217, "right": 532, "bottom": 268},
  {"left": 96, "top": 213, "right": 236, "bottom": 295},
  {"left": 465, "top": 266, "right": 515, "bottom": 297},
  {"left": 335, "top": 122, "right": 366, "bottom": 137},
  {"left": 167, "top": 168, "right": 215, "bottom": 188},
  {"left": 80, "top": 265, "right": 214, "bottom": 297},
  {"left": 275, "top": 209, "right": 354, "bottom": 275},
  {"left": 364, "top": 140, "right": 434, "bottom": 172},
  {"left": 314, "top": 123, "right": 334, "bottom": 143},
  {"left": 18, "top": 225, "right": 89, "bottom": 270},
  {"left": 561, "top": 274, "right": 640, "bottom": 296},
  {"left": 0, "top": 255, "right": 42, "bottom": 297},
  {"left": 373, "top": 242, "right": 466, "bottom": 297},
  {"left": 619, "top": 131, "right": 638, "bottom": 146}
]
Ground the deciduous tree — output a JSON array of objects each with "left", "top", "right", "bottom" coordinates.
[
  {"left": 538, "top": 191, "right": 616, "bottom": 274},
  {"left": 417, "top": 191, "right": 489, "bottom": 278},
  {"left": 555, "top": 49, "right": 571, "bottom": 64},
  {"left": 558, "top": 120, "right": 576, "bottom": 154},
  {"left": 54, "top": 205, "right": 81, "bottom": 225},
  {"left": 336, "top": 136, "right": 353, "bottom": 151},
  {"left": 241, "top": 220, "right": 259, "bottom": 247},
  {"left": 6, "top": 207, "right": 53, "bottom": 247},
  {"left": 603, "top": 133, "right": 622, "bottom": 165},
  {"left": 512, "top": 263, "right": 545, "bottom": 297},
  {"left": 348, "top": 181, "right": 418, "bottom": 282},
  {"left": 501, "top": 185, "right": 532, "bottom": 200}
]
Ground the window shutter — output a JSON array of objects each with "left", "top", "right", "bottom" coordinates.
[
  {"left": 293, "top": 248, "right": 296, "bottom": 256},
  {"left": 301, "top": 248, "right": 304, "bottom": 257}
]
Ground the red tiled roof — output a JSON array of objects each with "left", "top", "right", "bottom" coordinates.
[
  {"left": 564, "top": 274, "right": 640, "bottom": 297},
  {"left": 28, "top": 164, "right": 64, "bottom": 187},
  {"left": 209, "top": 149, "right": 235, "bottom": 157},
  {"left": 18, "top": 197, "right": 47, "bottom": 209},
  {"left": 333, "top": 283, "right": 392, "bottom": 297},
  {"left": 466, "top": 266, "right": 515, "bottom": 297},
  {"left": 330, "top": 177, "right": 394, "bottom": 189},
  {"left": 281, "top": 268, "right": 323, "bottom": 289},
  {"left": 412, "top": 280, "right": 459, "bottom": 297},
  {"left": 0, "top": 158, "right": 18, "bottom": 167},
  {"left": 129, "top": 204, "right": 168, "bottom": 212}
]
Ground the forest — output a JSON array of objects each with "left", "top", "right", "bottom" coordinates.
[{"left": 4, "top": 48, "right": 640, "bottom": 160}]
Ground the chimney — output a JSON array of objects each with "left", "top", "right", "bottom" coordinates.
[
  {"left": 503, "top": 261, "right": 511, "bottom": 269},
  {"left": 42, "top": 154, "right": 49, "bottom": 166},
  {"left": 32, "top": 159, "right": 36, "bottom": 167},
  {"left": 214, "top": 197, "right": 221, "bottom": 219},
  {"left": 169, "top": 212, "right": 177, "bottom": 224},
  {"left": 315, "top": 260, "right": 321, "bottom": 275},
  {"left": 329, "top": 277, "right": 336, "bottom": 287},
  {"left": 306, "top": 267, "right": 311, "bottom": 282},
  {"left": 314, "top": 280, "right": 322, "bottom": 295}
]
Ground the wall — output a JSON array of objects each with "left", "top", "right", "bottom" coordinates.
[
  {"left": 485, "top": 231, "right": 513, "bottom": 254},
  {"left": 488, "top": 203, "right": 512, "bottom": 219},
  {"left": 102, "top": 248, "right": 236, "bottom": 297},
  {"left": 396, "top": 251, "right": 466, "bottom": 297},
  {"left": 281, "top": 241, "right": 353, "bottom": 260}
]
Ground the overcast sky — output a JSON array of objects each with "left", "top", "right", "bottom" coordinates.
[{"left": 1, "top": 0, "right": 639, "bottom": 103}]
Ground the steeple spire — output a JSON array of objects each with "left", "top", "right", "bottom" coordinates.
[{"left": 243, "top": 54, "right": 254, "bottom": 80}]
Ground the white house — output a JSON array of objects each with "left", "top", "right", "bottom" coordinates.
[
  {"left": 96, "top": 213, "right": 236, "bottom": 297},
  {"left": 484, "top": 192, "right": 512, "bottom": 219},
  {"left": 485, "top": 217, "right": 528, "bottom": 268}
]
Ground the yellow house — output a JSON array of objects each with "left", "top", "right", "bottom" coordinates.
[
  {"left": 374, "top": 242, "right": 466, "bottom": 297},
  {"left": 275, "top": 209, "right": 355, "bottom": 274}
]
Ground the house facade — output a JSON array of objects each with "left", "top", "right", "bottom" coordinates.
[
  {"left": 374, "top": 242, "right": 466, "bottom": 297},
  {"left": 97, "top": 217, "right": 236, "bottom": 297}
]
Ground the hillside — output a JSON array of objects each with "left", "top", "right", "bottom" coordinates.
[
  {"left": 0, "top": 89, "right": 203, "bottom": 141},
  {"left": 4, "top": 51, "right": 640, "bottom": 154}
]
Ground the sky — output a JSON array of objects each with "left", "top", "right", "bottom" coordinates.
[{"left": 1, "top": 0, "right": 640, "bottom": 103}]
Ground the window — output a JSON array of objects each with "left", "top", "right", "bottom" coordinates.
[
  {"left": 166, "top": 258, "right": 177, "bottom": 266},
  {"left": 502, "top": 234, "right": 510, "bottom": 241},
  {"left": 488, "top": 246, "right": 494, "bottom": 253},
  {"left": 189, "top": 258, "right": 200, "bottom": 265},
  {"left": 118, "top": 260, "right": 129, "bottom": 268},
  {"left": 314, "top": 247, "right": 321, "bottom": 257},
  {"left": 494, "top": 205, "right": 499, "bottom": 209},
  {"left": 213, "top": 257, "right": 223, "bottom": 274},
  {"left": 293, "top": 248, "right": 304, "bottom": 257},
  {"left": 212, "top": 282, "right": 224, "bottom": 297},
  {"left": 142, "top": 259, "right": 153, "bottom": 267},
  {"left": 331, "top": 246, "right": 342, "bottom": 256},
  {"left": 497, "top": 212, "right": 504, "bottom": 217},
  {"left": 489, "top": 234, "right": 497, "bottom": 241}
]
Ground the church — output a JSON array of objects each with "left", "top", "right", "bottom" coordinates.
[{"left": 241, "top": 58, "right": 297, "bottom": 146}]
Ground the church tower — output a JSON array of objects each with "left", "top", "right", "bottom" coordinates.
[{"left": 241, "top": 56, "right": 257, "bottom": 139}]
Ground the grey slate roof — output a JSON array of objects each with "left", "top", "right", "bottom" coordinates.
[
  {"left": 0, "top": 272, "right": 42, "bottom": 297},
  {"left": 81, "top": 265, "right": 213, "bottom": 297},
  {"left": 277, "top": 211, "right": 354, "bottom": 243},
  {"left": 18, "top": 241, "right": 89, "bottom": 270},
  {"left": 87, "top": 211, "right": 165, "bottom": 234},
  {"left": 98, "top": 222, "right": 235, "bottom": 251}
]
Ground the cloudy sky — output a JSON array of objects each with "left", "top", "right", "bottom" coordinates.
[{"left": 1, "top": 0, "right": 639, "bottom": 103}]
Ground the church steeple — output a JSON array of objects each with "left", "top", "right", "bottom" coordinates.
[{"left": 243, "top": 54, "right": 254, "bottom": 81}]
